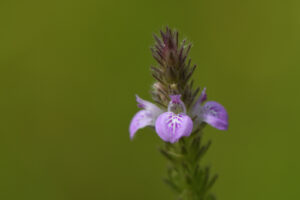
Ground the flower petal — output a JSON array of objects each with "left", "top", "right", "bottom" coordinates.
[
  {"left": 155, "top": 112, "right": 193, "bottom": 143},
  {"left": 168, "top": 94, "right": 186, "bottom": 113},
  {"left": 169, "top": 95, "right": 182, "bottom": 104},
  {"left": 202, "top": 101, "right": 228, "bottom": 130},
  {"left": 198, "top": 87, "right": 207, "bottom": 104},
  {"left": 129, "top": 110, "right": 155, "bottom": 139},
  {"left": 136, "top": 95, "right": 163, "bottom": 118},
  {"left": 191, "top": 88, "right": 207, "bottom": 116}
]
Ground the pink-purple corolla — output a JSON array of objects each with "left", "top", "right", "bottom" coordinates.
[{"left": 129, "top": 88, "right": 228, "bottom": 143}]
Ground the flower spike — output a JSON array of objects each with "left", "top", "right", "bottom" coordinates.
[{"left": 129, "top": 27, "right": 229, "bottom": 199}]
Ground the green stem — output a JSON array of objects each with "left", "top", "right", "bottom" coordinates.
[{"left": 161, "top": 127, "right": 217, "bottom": 200}]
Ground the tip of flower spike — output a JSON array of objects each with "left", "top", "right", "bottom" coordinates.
[{"left": 151, "top": 27, "right": 199, "bottom": 108}]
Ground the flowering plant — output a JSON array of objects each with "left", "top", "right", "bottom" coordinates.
[{"left": 129, "top": 27, "right": 228, "bottom": 200}]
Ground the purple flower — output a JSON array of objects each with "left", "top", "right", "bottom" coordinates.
[
  {"left": 191, "top": 88, "right": 228, "bottom": 130},
  {"left": 130, "top": 95, "right": 193, "bottom": 143},
  {"left": 155, "top": 95, "right": 193, "bottom": 143},
  {"left": 129, "top": 89, "right": 228, "bottom": 143},
  {"left": 129, "top": 95, "right": 164, "bottom": 139}
]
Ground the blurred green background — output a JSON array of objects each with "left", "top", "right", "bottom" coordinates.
[{"left": 0, "top": 0, "right": 299, "bottom": 199}]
